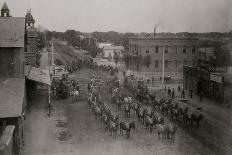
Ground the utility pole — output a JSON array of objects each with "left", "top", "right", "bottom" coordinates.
[
  {"left": 51, "top": 40, "right": 55, "bottom": 76},
  {"left": 162, "top": 46, "right": 165, "bottom": 89}
]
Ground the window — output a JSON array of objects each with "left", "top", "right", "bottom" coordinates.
[
  {"left": 184, "top": 60, "right": 187, "bottom": 65},
  {"left": 192, "top": 60, "right": 195, "bottom": 66},
  {"left": 146, "top": 50, "right": 149, "bottom": 54},
  {"left": 183, "top": 48, "right": 186, "bottom": 54},
  {"left": 175, "top": 60, "right": 178, "bottom": 67},
  {"left": 165, "top": 60, "right": 168, "bottom": 68},
  {"left": 165, "top": 47, "right": 168, "bottom": 53},
  {"left": 155, "top": 46, "right": 159, "bottom": 53},
  {"left": 192, "top": 46, "right": 196, "bottom": 54},
  {"left": 155, "top": 60, "right": 159, "bottom": 68}
]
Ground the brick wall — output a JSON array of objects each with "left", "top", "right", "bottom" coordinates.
[{"left": 128, "top": 38, "right": 199, "bottom": 79}]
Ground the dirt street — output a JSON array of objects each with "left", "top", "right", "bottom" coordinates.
[
  {"left": 22, "top": 69, "right": 214, "bottom": 155},
  {"left": 21, "top": 42, "right": 231, "bottom": 155}
]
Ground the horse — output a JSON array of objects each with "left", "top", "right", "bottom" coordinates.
[
  {"left": 145, "top": 116, "right": 153, "bottom": 132},
  {"left": 108, "top": 120, "right": 119, "bottom": 139},
  {"left": 124, "top": 104, "right": 131, "bottom": 118},
  {"left": 119, "top": 121, "right": 135, "bottom": 138}
]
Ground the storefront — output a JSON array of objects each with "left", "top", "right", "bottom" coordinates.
[
  {"left": 197, "top": 69, "right": 210, "bottom": 96},
  {"left": 183, "top": 66, "right": 198, "bottom": 93},
  {"left": 209, "top": 74, "right": 224, "bottom": 102}
]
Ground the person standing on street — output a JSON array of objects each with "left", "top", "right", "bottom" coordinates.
[
  {"left": 168, "top": 87, "right": 171, "bottom": 98},
  {"left": 181, "top": 89, "right": 185, "bottom": 99},
  {"left": 190, "top": 89, "right": 193, "bottom": 98},
  {"left": 200, "top": 91, "right": 204, "bottom": 102},
  {"left": 172, "top": 88, "right": 175, "bottom": 99}
]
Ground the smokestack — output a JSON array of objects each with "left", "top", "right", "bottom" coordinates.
[{"left": 154, "top": 26, "right": 156, "bottom": 38}]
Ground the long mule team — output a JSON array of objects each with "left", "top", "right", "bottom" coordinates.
[{"left": 88, "top": 77, "right": 135, "bottom": 139}]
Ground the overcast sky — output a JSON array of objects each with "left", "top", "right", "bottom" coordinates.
[{"left": 2, "top": 0, "right": 232, "bottom": 33}]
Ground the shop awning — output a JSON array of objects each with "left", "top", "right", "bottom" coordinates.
[{"left": 26, "top": 66, "right": 51, "bottom": 85}]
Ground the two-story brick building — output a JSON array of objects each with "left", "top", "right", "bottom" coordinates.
[{"left": 128, "top": 37, "right": 199, "bottom": 80}]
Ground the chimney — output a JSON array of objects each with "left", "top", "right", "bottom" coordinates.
[{"left": 154, "top": 26, "right": 156, "bottom": 38}]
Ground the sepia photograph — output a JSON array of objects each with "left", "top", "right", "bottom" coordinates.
[{"left": 0, "top": 0, "right": 232, "bottom": 155}]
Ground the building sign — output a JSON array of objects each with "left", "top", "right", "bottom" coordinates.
[
  {"left": 210, "top": 74, "right": 222, "bottom": 83},
  {"left": 209, "top": 67, "right": 227, "bottom": 73}
]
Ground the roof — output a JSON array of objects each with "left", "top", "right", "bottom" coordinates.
[
  {"left": 103, "top": 46, "right": 124, "bottom": 50},
  {"left": 1, "top": 2, "right": 9, "bottom": 10},
  {"left": 0, "top": 125, "right": 15, "bottom": 150},
  {"left": 129, "top": 37, "right": 199, "bottom": 41},
  {"left": 24, "top": 65, "right": 31, "bottom": 76},
  {"left": 0, "top": 17, "right": 25, "bottom": 47},
  {"left": 26, "top": 67, "right": 51, "bottom": 85},
  {"left": 0, "top": 78, "right": 25, "bottom": 118}
]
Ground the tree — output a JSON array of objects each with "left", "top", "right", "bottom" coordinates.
[
  {"left": 113, "top": 50, "right": 119, "bottom": 68},
  {"left": 64, "top": 30, "right": 76, "bottom": 45}
]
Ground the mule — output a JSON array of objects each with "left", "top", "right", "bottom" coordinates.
[
  {"left": 190, "top": 113, "right": 204, "bottom": 127},
  {"left": 157, "top": 124, "right": 168, "bottom": 139},
  {"left": 108, "top": 121, "right": 119, "bottom": 139},
  {"left": 94, "top": 106, "right": 101, "bottom": 120},
  {"left": 124, "top": 104, "right": 131, "bottom": 118},
  {"left": 145, "top": 116, "right": 153, "bottom": 132},
  {"left": 137, "top": 107, "right": 144, "bottom": 122},
  {"left": 119, "top": 121, "right": 135, "bottom": 138},
  {"left": 167, "top": 123, "right": 178, "bottom": 141}
]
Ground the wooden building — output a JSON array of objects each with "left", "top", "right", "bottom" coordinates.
[{"left": 0, "top": 3, "right": 26, "bottom": 154}]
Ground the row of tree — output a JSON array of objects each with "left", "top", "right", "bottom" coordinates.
[{"left": 36, "top": 28, "right": 231, "bottom": 67}]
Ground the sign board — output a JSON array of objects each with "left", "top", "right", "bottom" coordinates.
[
  {"left": 209, "top": 67, "right": 227, "bottom": 73},
  {"left": 210, "top": 74, "right": 222, "bottom": 83}
]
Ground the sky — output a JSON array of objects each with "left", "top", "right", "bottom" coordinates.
[{"left": 1, "top": 0, "right": 232, "bottom": 33}]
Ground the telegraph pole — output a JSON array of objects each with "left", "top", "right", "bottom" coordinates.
[
  {"left": 162, "top": 46, "right": 165, "bottom": 89},
  {"left": 51, "top": 40, "right": 55, "bottom": 76}
]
